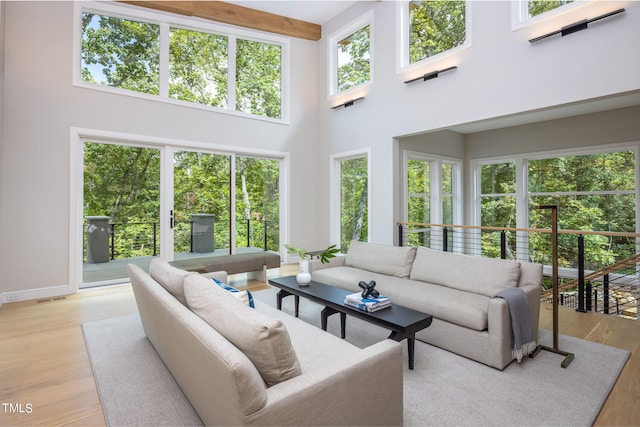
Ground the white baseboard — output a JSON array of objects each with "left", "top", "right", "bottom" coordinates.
[{"left": 0, "top": 284, "right": 74, "bottom": 305}]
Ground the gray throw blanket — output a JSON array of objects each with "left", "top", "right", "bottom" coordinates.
[{"left": 492, "top": 288, "right": 537, "bottom": 362}]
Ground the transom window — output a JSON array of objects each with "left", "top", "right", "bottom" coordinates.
[
  {"left": 328, "top": 12, "right": 373, "bottom": 97},
  {"left": 77, "top": 3, "right": 288, "bottom": 121},
  {"left": 398, "top": 1, "right": 469, "bottom": 71}
]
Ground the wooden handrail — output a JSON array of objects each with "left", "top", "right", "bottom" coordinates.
[{"left": 397, "top": 221, "right": 640, "bottom": 239}]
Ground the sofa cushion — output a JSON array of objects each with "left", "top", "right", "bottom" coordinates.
[
  {"left": 313, "top": 266, "right": 489, "bottom": 331},
  {"left": 184, "top": 274, "right": 302, "bottom": 387},
  {"left": 345, "top": 240, "right": 417, "bottom": 278},
  {"left": 410, "top": 247, "right": 521, "bottom": 297},
  {"left": 149, "top": 258, "right": 196, "bottom": 305}
]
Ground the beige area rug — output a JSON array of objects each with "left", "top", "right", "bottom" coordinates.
[{"left": 82, "top": 288, "right": 629, "bottom": 426}]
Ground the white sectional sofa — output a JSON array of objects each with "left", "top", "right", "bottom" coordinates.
[
  {"left": 128, "top": 259, "right": 403, "bottom": 426},
  {"left": 310, "top": 241, "right": 543, "bottom": 370}
]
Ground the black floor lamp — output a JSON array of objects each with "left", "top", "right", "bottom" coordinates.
[{"left": 531, "top": 205, "right": 575, "bottom": 368}]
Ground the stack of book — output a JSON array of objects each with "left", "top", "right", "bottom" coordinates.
[{"left": 344, "top": 292, "right": 391, "bottom": 313}]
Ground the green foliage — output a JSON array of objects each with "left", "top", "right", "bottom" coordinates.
[
  {"left": 528, "top": 1, "right": 574, "bottom": 18},
  {"left": 284, "top": 244, "right": 340, "bottom": 263},
  {"left": 340, "top": 157, "right": 369, "bottom": 252},
  {"left": 81, "top": 13, "right": 160, "bottom": 94},
  {"left": 236, "top": 39, "right": 282, "bottom": 119},
  {"left": 337, "top": 25, "right": 371, "bottom": 92},
  {"left": 169, "top": 28, "right": 228, "bottom": 108},
  {"left": 409, "top": 0, "right": 466, "bottom": 64},
  {"left": 81, "top": 12, "right": 282, "bottom": 119}
]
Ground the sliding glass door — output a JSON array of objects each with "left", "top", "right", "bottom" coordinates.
[
  {"left": 81, "top": 140, "right": 282, "bottom": 287},
  {"left": 173, "top": 150, "right": 232, "bottom": 260}
]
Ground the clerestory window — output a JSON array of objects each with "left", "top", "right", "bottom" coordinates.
[
  {"left": 77, "top": 3, "right": 288, "bottom": 122},
  {"left": 328, "top": 12, "right": 373, "bottom": 97},
  {"left": 398, "top": 1, "right": 470, "bottom": 71}
]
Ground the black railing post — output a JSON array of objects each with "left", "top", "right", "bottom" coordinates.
[
  {"left": 110, "top": 223, "right": 115, "bottom": 260},
  {"left": 443, "top": 227, "right": 448, "bottom": 252},
  {"left": 398, "top": 224, "right": 404, "bottom": 247},
  {"left": 263, "top": 220, "right": 268, "bottom": 251},
  {"left": 190, "top": 221, "right": 194, "bottom": 252},
  {"left": 603, "top": 274, "right": 610, "bottom": 314},
  {"left": 247, "top": 219, "right": 251, "bottom": 247},
  {"left": 586, "top": 281, "right": 592, "bottom": 311},
  {"left": 593, "top": 288, "right": 598, "bottom": 312},
  {"left": 576, "top": 234, "right": 587, "bottom": 312},
  {"left": 153, "top": 222, "right": 157, "bottom": 256},
  {"left": 500, "top": 230, "right": 506, "bottom": 259}
]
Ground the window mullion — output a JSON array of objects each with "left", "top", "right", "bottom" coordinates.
[{"left": 228, "top": 35, "right": 237, "bottom": 111}]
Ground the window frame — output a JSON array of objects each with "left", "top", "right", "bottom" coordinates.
[
  {"left": 471, "top": 144, "right": 640, "bottom": 261},
  {"left": 402, "top": 150, "right": 462, "bottom": 251},
  {"left": 327, "top": 11, "right": 374, "bottom": 99},
  {"left": 511, "top": 0, "right": 591, "bottom": 31},
  {"left": 73, "top": 2, "right": 290, "bottom": 124},
  {"left": 396, "top": 1, "right": 472, "bottom": 74},
  {"left": 330, "top": 149, "right": 371, "bottom": 250}
]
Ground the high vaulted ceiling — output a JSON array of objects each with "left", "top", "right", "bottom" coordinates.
[{"left": 121, "top": 1, "right": 358, "bottom": 40}]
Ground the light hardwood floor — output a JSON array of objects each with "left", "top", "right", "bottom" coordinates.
[{"left": 1, "top": 264, "right": 639, "bottom": 426}]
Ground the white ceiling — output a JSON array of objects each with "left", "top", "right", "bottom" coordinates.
[{"left": 226, "top": 1, "right": 358, "bottom": 25}]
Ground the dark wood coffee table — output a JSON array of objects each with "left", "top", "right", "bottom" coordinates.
[{"left": 268, "top": 276, "right": 433, "bottom": 369}]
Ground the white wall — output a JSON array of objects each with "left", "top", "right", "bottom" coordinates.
[
  {"left": 317, "top": 0, "right": 640, "bottom": 245},
  {"left": 0, "top": 1, "right": 322, "bottom": 300}
]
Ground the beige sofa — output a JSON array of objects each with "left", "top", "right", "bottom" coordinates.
[
  {"left": 128, "top": 259, "right": 403, "bottom": 426},
  {"left": 310, "top": 241, "right": 543, "bottom": 370}
]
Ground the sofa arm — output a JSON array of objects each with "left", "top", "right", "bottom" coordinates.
[
  {"left": 248, "top": 339, "right": 403, "bottom": 426},
  {"left": 200, "top": 271, "right": 228, "bottom": 283},
  {"left": 309, "top": 255, "right": 346, "bottom": 273}
]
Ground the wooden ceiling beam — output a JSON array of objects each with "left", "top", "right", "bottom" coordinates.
[{"left": 119, "top": 1, "right": 322, "bottom": 41}]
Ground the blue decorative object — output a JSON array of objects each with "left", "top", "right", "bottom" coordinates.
[
  {"left": 358, "top": 280, "right": 379, "bottom": 299},
  {"left": 212, "top": 278, "right": 255, "bottom": 308}
]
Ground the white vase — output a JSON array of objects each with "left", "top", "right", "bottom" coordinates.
[{"left": 296, "top": 260, "right": 311, "bottom": 285}]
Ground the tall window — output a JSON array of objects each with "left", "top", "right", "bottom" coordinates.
[
  {"left": 528, "top": 151, "right": 636, "bottom": 269},
  {"left": 78, "top": 5, "right": 287, "bottom": 121},
  {"left": 398, "top": 1, "right": 468, "bottom": 69},
  {"left": 405, "top": 154, "right": 461, "bottom": 248},
  {"left": 479, "top": 162, "right": 517, "bottom": 258},
  {"left": 332, "top": 153, "right": 369, "bottom": 252},
  {"left": 328, "top": 12, "right": 373, "bottom": 96}
]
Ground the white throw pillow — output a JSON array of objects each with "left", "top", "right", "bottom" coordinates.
[
  {"left": 149, "top": 258, "right": 196, "bottom": 305},
  {"left": 184, "top": 274, "right": 302, "bottom": 387},
  {"left": 345, "top": 240, "right": 417, "bottom": 278}
]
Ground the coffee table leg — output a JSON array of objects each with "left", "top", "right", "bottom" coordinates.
[
  {"left": 276, "top": 290, "right": 300, "bottom": 317},
  {"left": 321, "top": 307, "right": 344, "bottom": 337},
  {"left": 388, "top": 331, "right": 416, "bottom": 370},
  {"left": 340, "top": 313, "right": 346, "bottom": 339}
]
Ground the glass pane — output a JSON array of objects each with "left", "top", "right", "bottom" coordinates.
[
  {"left": 408, "top": 195, "right": 430, "bottom": 224},
  {"left": 173, "top": 151, "right": 231, "bottom": 258},
  {"left": 83, "top": 143, "right": 160, "bottom": 285},
  {"left": 528, "top": 1, "right": 574, "bottom": 18},
  {"left": 81, "top": 13, "right": 160, "bottom": 94},
  {"left": 442, "top": 163, "right": 453, "bottom": 195},
  {"left": 529, "top": 152, "right": 635, "bottom": 193},
  {"left": 409, "top": 0, "right": 466, "bottom": 64},
  {"left": 340, "top": 157, "right": 369, "bottom": 251},
  {"left": 443, "top": 195, "right": 453, "bottom": 224},
  {"left": 235, "top": 157, "right": 280, "bottom": 252},
  {"left": 407, "top": 159, "right": 430, "bottom": 194},
  {"left": 481, "top": 162, "right": 516, "bottom": 195},
  {"left": 169, "top": 28, "right": 228, "bottom": 108},
  {"left": 480, "top": 195, "right": 516, "bottom": 258},
  {"left": 337, "top": 25, "right": 371, "bottom": 92},
  {"left": 236, "top": 39, "right": 282, "bottom": 119}
]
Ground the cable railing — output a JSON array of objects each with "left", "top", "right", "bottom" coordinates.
[
  {"left": 83, "top": 218, "right": 278, "bottom": 261},
  {"left": 397, "top": 221, "right": 640, "bottom": 320}
]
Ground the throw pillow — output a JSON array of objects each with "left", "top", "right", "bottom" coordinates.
[
  {"left": 184, "top": 274, "right": 302, "bottom": 387},
  {"left": 211, "top": 278, "right": 255, "bottom": 308},
  {"left": 149, "top": 258, "right": 196, "bottom": 305}
]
